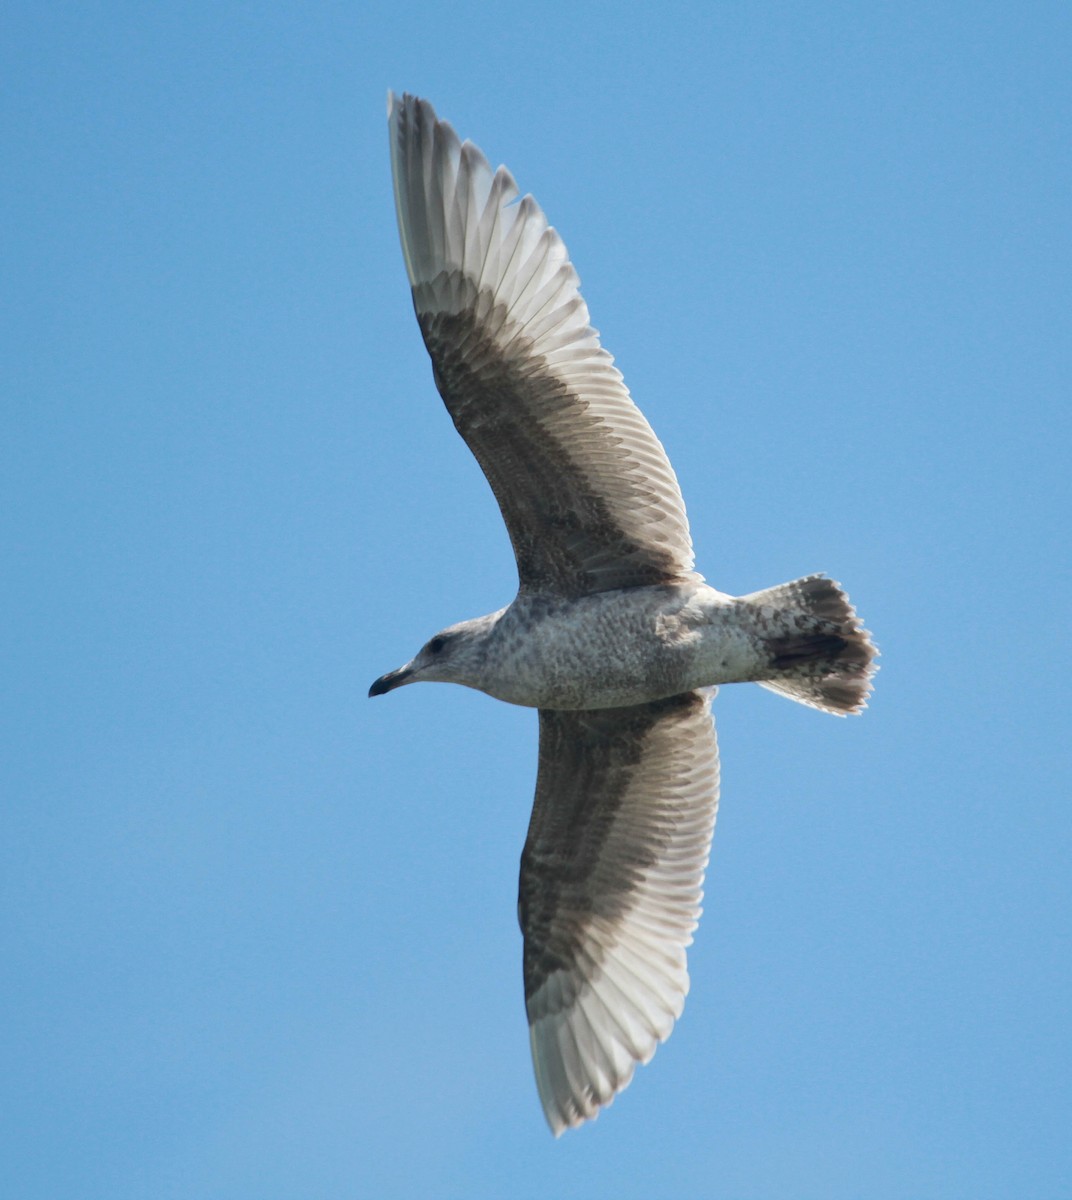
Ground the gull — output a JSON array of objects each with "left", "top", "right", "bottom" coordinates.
[{"left": 370, "top": 93, "right": 876, "bottom": 1135}]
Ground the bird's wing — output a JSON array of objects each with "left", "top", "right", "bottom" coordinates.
[
  {"left": 388, "top": 92, "right": 697, "bottom": 598},
  {"left": 519, "top": 691, "right": 719, "bottom": 1134}
]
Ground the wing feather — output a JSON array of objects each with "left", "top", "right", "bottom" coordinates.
[
  {"left": 519, "top": 691, "right": 720, "bottom": 1134},
  {"left": 388, "top": 92, "right": 697, "bottom": 597}
]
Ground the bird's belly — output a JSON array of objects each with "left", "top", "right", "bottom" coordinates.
[
  {"left": 487, "top": 641, "right": 684, "bottom": 709},
  {"left": 481, "top": 588, "right": 763, "bottom": 710}
]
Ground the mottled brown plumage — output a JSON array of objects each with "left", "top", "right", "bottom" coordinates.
[
  {"left": 371, "top": 92, "right": 876, "bottom": 1135},
  {"left": 421, "top": 307, "right": 694, "bottom": 596}
]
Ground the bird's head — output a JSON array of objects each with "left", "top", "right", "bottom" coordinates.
[{"left": 369, "top": 612, "right": 501, "bottom": 697}]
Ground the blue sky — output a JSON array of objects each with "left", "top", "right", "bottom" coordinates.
[{"left": 3, "top": 2, "right": 1070, "bottom": 1197}]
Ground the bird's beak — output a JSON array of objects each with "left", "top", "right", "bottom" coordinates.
[{"left": 368, "top": 666, "right": 413, "bottom": 697}]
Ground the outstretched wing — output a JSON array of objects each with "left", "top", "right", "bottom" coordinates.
[
  {"left": 519, "top": 692, "right": 720, "bottom": 1133},
  {"left": 388, "top": 92, "right": 697, "bottom": 599}
]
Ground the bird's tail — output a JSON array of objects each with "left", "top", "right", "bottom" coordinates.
[{"left": 744, "top": 574, "right": 877, "bottom": 715}]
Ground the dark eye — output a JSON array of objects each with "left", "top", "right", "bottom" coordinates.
[{"left": 428, "top": 636, "right": 446, "bottom": 654}]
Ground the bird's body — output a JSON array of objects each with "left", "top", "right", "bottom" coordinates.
[
  {"left": 371, "top": 93, "right": 877, "bottom": 1134},
  {"left": 476, "top": 583, "right": 752, "bottom": 710},
  {"left": 380, "top": 581, "right": 850, "bottom": 711}
]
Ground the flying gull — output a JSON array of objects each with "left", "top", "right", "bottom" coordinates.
[{"left": 371, "top": 93, "right": 877, "bottom": 1135}]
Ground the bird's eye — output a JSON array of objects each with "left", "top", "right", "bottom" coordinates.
[{"left": 428, "top": 636, "right": 446, "bottom": 654}]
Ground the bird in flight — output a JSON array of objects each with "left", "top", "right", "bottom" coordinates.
[{"left": 371, "top": 93, "right": 876, "bottom": 1135}]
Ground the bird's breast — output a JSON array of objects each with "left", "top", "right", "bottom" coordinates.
[{"left": 478, "top": 586, "right": 722, "bottom": 710}]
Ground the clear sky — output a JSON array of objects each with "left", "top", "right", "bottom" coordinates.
[{"left": 3, "top": 2, "right": 1070, "bottom": 1197}]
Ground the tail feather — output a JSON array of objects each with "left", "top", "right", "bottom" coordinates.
[{"left": 745, "top": 575, "right": 877, "bottom": 716}]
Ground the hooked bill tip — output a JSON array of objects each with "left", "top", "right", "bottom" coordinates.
[{"left": 368, "top": 667, "right": 409, "bottom": 697}]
